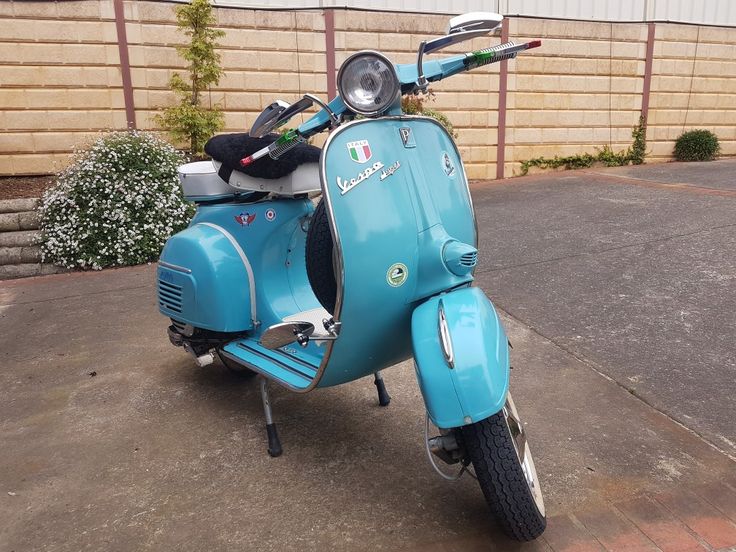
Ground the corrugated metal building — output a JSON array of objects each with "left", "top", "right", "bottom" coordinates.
[{"left": 212, "top": 0, "right": 736, "bottom": 26}]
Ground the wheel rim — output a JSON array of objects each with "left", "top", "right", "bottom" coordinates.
[{"left": 502, "top": 393, "right": 546, "bottom": 517}]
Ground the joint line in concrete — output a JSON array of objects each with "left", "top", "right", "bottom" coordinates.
[{"left": 496, "top": 303, "right": 736, "bottom": 463}]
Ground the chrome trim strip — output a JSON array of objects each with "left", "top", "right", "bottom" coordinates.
[
  {"left": 438, "top": 300, "right": 455, "bottom": 369},
  {"left": 197, "top": 222, "right": 258, "bottom": 326},
  {"left": 158, "top": 260, "right": 192, "bottom": 274}
]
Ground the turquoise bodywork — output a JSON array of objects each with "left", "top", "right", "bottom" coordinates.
[
  {"left": 158, "top": 199, "right": 321, "bottom": 334},
  {"left": 411, "top": 287, "right": 510, "bottom": 429},
  {"left": 157, "top": 222, "right": 252, "bottom": 332},
  {"left": 158, "top": 116, "right": 510, "bottom": 426},
  {"left": 318, "top": 117, "right": 477, "bottom": 387}
]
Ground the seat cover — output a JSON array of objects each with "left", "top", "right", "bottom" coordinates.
[{"left": 204, "top": 133, "right": 321, "bottom": 183}]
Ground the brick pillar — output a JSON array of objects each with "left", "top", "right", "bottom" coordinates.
[
  {"left": 495, "top": 17, "right": 510, "bottom": 180},
  {"left": 113, "top": 0, "right": 136, "bottom": 129},
  {"left": 324, "top": 9, "right": 337, "bottom": 100},
  {"left": 641, "top": 22, "right": 656, "bottom": 124}
]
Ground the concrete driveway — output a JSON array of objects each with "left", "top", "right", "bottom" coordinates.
[
  {"left": 1, "top": 160, "right": 735, "bottom": 551},
  {"left": 473, "top": 160, "right": 736, "bottom": 458}
]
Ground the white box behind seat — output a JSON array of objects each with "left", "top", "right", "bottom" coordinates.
[{"left": 178, "top": 160, "right": 321, "bottom": 201}]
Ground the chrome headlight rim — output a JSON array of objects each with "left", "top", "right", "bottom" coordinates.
[{"left": 337, "top": 50, "right": 400, "bottom": 117}]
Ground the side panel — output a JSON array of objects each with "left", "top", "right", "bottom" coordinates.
[
  {"left": 158, "top": 224, "right": 252, "bottom": 332},
  {"left": 411, "top": 287, "right": 509, "bottom": 429},
  {"left": 158, "top": 198, "right": 318, "bottom": 334}
]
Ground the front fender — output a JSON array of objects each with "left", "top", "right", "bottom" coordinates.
[{"left": 411, "top": 287, "right": 509, "bottom": 429}]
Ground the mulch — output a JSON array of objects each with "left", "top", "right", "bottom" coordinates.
[{"left": 0, "top": 175, "right": 55, "bottom": 201}]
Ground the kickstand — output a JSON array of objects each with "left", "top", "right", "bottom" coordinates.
[
  {"left": 259, "top": 376, "right": 282, "bottom": 457},
  {"left": 373, "top": 371, "right": 391, "bottom": 407}
]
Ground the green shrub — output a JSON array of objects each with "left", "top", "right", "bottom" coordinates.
[
  {"left": 402, "top": 92, "right": 457, "bottom": 137},
  {"left": 674, "top": 129, "right": 720, "bottom": 162},
  {"left": 519, "top": 117, "right": 648, "bottom": 175},
  {"left": 39, "top": 131, "right": 193, "bottom": 270}
]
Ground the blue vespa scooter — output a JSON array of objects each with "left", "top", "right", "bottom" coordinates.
[{"left": 157, "top": 12, "right": 545, "bottom": 541}]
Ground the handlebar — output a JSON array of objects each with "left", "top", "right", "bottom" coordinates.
[{"left": 240, "top": 39, "right": 541, "bottom": 168}]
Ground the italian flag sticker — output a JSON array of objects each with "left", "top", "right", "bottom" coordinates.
[{"left": 347, "top": 140, "right": 372, "bottom": 163}]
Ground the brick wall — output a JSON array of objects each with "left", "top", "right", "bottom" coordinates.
[
  {"left": 1, "top": 1, "right": 735, "bottom": 178},
  {"left": 648, "top": 24, "right": 736, "bottom": 161},
  {"left": 0, "top": 0, "right": 124, "bottom": 174},
  {"left": 505, "top": 18, "right": 648, "bottom": 176},
  {"left": 127, "top": 2, "right": 327, "bottom": 140}
]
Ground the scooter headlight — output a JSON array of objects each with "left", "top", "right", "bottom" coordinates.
[{"left": 337, "top": 51, "right": 400, "bottom": 117}]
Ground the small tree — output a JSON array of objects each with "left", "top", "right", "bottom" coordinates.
[{"left": 156, "top": 0, "right": 225, "bottom": 156}]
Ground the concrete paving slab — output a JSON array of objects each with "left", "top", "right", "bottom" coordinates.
[
  {"left": 588, "top": 159, "right": 736, "bottom": 192},
  {"left": 472, "top": 170, "right": 736, "bottom": 458},
  {"left": 1, "top": 265, "right": 734, "bottom": 551},
  {"left": 471, "top": 172, "right": 736, "bottom": 273}
]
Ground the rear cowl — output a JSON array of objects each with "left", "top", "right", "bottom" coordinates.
[{"left": 158, "top": 223, "right": 253, "bottom": 333}]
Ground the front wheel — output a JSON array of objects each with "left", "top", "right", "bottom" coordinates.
[{"left": 460, "top": 394, "right": 546, "bottom": 541}]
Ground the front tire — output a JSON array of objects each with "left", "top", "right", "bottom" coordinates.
[{"left": 460, "top": 395, "right": 546, "bottom": 541}]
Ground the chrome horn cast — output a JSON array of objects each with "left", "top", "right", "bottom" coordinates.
[{"left": 503, "top": 394, "right": 546, "bottom": 516}]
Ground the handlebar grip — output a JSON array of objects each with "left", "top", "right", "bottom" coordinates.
[
  {"left": 240, "top": 130, "right": 304, "bottom": 166},
  {"left": 267, "top": 134, "right": 305, "bottom": 160},
  {"left": 464, "top": 40, "right": 541, "bottom": 71}
]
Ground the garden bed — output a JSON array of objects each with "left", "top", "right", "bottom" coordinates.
[{"left": 0, "top": 176, "right": 54, "bottom": 200}]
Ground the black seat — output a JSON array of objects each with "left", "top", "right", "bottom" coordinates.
[{"left": 204, "top": 133, "right": 321, "bottom": 183}]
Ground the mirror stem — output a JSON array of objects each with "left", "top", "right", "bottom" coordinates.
[
  {"left": 304, "top": 93, "right": 338, "bottom": 127},
  {"left": 416, "top": 40, "right": 429, "bottom": 91}
]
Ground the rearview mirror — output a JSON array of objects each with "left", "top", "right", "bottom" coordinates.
[
  {"left": 250, "top": 96, "right": 317, "bottom": 138},
  {"left": 416, "top": 12, "right": 503, "bottom": 89},
  {"left": 250, "top": 94, "right": 338, "bottom": 138},
  {"left": 448, "top": 12, "right": 503, "bottom": 36},
  {"left": 250, "top": 100, "right": 290, "bottom": 138},
  {"left": 425, "top": 12, "right": 503, "bottom": 55}
]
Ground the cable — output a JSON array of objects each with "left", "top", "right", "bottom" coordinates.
[
  {"left": 424, "top": 413, "right": 476, "bottom": 481},
  {"left": 293, "top": 11, "right": 304, "bottom": 124},
  {"left": 682, "top": 26, "right": 701, "bottom": 133}
]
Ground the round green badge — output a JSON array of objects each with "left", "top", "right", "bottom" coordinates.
[{"left": 387, "top": 263, "right": 408, "bottom": 287}]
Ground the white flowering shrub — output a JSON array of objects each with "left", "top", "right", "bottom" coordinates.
[{"left": 40, "top": 131, "right": 194, "bottom": 270}]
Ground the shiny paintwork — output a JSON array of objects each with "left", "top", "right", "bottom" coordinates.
[
  {"left": 158, "top": 115, "right": 511, "bottom": 424},
  {"left": 158, "top": 199, "right": 321, "bottom": 335},
  {"left": 412, "top": 287, "right": 509, "bottom": 429},
  {"left": 317, "top": 116, "right": 477, "bottom": 386}
]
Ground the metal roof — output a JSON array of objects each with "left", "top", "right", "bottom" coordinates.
[{"left": 210, "top": 0, "right": 736, "bottom": 26}]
